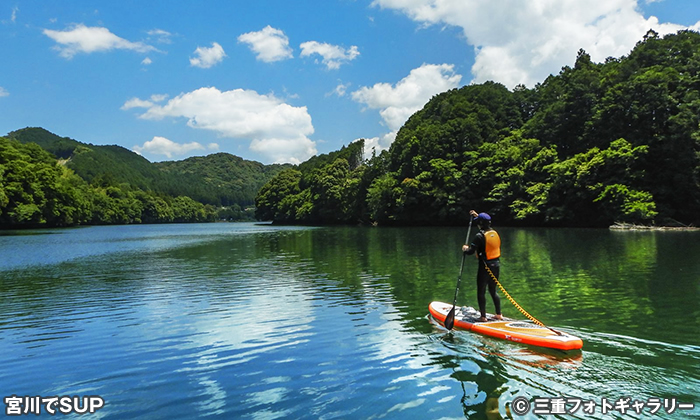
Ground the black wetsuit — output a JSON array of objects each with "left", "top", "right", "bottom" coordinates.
[{"left": 465, "top": 229, "right": 502, "bottom": 319}]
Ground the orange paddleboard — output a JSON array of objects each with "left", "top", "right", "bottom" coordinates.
[{"left": 429, "top": 301, "right": 583, "bottom": 351}]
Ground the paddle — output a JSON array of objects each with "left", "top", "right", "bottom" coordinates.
[{"left": 444, "top": 217, "right": 473, "bottom": 330}]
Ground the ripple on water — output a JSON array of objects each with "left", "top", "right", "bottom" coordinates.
[{"left": 1, "top": 225, "right": 699, "bottom": 419}]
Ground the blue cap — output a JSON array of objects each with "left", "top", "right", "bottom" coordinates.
[{"left": 474, "top": 212, "right": 491, "bottom": 222}]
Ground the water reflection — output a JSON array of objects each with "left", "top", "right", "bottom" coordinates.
[
  {"left": 429, "top": 321, "right": 584, "bottom": 419},
  {"left": 0, "top": 224, "right": 698, "bottom": 419}
]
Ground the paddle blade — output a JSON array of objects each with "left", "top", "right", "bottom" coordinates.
[{"left": 444, "top": 306, "right": 456, "bottom": 330}]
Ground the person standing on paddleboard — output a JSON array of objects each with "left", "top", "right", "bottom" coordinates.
[{"left": 462, "top": 210, "right": 504, "bottom": 322}]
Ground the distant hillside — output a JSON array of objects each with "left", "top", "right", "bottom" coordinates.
[
  {"left": 7, "top": 128, "right": 169, "bottom": 192},
  {"left": 0, "top": 135, "right": 217, "bottom": 227},
  {"left": 156, "top": 153, "right": 291, "bottom": 206},
  {"left": 7, "top": 127, "right": 290, "bottom": 206}
]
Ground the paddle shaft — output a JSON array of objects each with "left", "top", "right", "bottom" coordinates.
[
  {"left": 449, "top": 253, "right": 467, "bottom": 307},
  {"left": 445, "top": 218, "right": 473, "bottom": 330}
]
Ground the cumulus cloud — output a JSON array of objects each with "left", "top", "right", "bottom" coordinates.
[
  {"left": 190, "top": 42, "right": 226, "bottom": 68},
  {"left": 352, "top": 63, "right": 461, "bottom": 155},
  {"left": 0, "top": 87, "right": 8, "bottom": 97},
  {"left": 132, "top": 136, "right": 216, "bottom": 159},
  {"left": 249, "top": 137, "right": 318, "bottom": 164},
  {"left": 238, "top": 25, "right": 293, "bottom": 62},
  {"left": 300, "top": 41, "right": 360, "bottom": 69},
  {"left": 352, "top": 63, "right": 461, "bottom": 131},
  {"left": 124, "top": 87, "right": 316, "bottom": 163},
  {"left": 141, "top": 57, "right": 152, "bottom": 65},
  {"left": 372, "top": 0, "right": 692, "bottom": 88},
  {"left": 43, "top": 24, "right": 158, "bottom": 59},
  {"left": 355, "top": 133, "right": 397, "bottom": 159}
]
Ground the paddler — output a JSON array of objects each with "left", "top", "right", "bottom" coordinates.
[{"left": 462, "top": 210, "right": 503, "bottom": 322}]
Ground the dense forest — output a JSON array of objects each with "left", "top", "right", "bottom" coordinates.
[
  {"left": 0, "top": 129, "right": 289, "bottom": 227},
  {"left": 256, "top": 30, "right": 700, "bottom": 227},
  {"left": 156, "top": 153, "right": 289, "bottom": 206},
  {"left": 7, "top": 128, "right": 290, "bottom": 206},
  {"left": 0, "top": 136, "right": 214, "bottom": 226}
]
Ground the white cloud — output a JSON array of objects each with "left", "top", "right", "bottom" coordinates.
[
  {"left": 149, "top": 94, "right": 168, "bottom": 102},
  {"left": 121, "top": 97, "right": 154, "bottom": 110},
  {"left": 147, "top": 28, "right": 173, "bottom": 44},
  {"left": 190, "top": 42, "right": 226, "bottom": 68},
  {"left": 351, "top": 63, "right": 461, "bottom": 152},
  {"left": 355, "top": 133, "right": 396, "bottom": 159},
  {"left": 141, "top": 57, "right": 152, "bottom": 65},
  {"left": 352, "top": 63, "right": 461, "bottom": 132},
  {"left": 328, "top": 82, "right": 351, "bottom": 97},
  {"left": 249, "top": 137, "right": 317, "bottom": 164},
  {"left": 300, "top": 41, "right": 360, "bottom": 69},
  {"left": 0, "top": 87, "right": 8, "bottom": 97},
  {"left": 43, "top": 24, "right": 158, "bottom": 59},
  {"left": 132, "top": 136, "right": 216, "bottom": 159},
  {"left": 2, "top": 6, "right": 18, "bottom": 24},
  {"left": 238, "top": 25, "right": 293, "bottom": 63},
  {"left": 127, "top": 87, "right": 316, "bottom": 163},
  {"left": 121, "top": 94, "right": 168, "bottom": 110},
  {"left": 372, "top": 0, "right": 691, "bottom": 88}
]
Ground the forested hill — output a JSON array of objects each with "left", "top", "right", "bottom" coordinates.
[
  {"left": 7, "top": 127, "right": 290, "bottom": 206},
  {"left": 8, "top": 127, "right": 169, "bottom": 193},
  {"left": 1, "top": 127, "right": 291, "bottom": 228},
  {"left": 256, "top": 30, "right": 700, "bottom": 227},
  {"left": 156, "top": 154, "right": 290, "bottom": 206}
]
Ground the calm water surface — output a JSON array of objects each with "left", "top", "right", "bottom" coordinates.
[{"left": 1, "top": 223, "right": 698, "bottom": 419}]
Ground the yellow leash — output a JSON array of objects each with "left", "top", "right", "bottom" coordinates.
[{"left": 482, "top": 260, "right": 564, "bottom": 336}]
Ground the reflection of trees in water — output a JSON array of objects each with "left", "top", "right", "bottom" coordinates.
[
  {"left": 455, "top": 370, "right": 513, "bottom": 420},
  {"left": 436, "top": 329, "right": 582, "bottom": 419}
]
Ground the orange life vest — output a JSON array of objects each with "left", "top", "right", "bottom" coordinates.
[{"left": 483, "top": 229, "right": 501, "bottom": 260}]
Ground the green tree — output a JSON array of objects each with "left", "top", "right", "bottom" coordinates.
[
  {"left": 255, "top": 168, "right": 302, "bottom": 222},
  {"left": 171, "top": 196, "right": 206, "bottom": 223},
  {"left": 366, "top": 173, "right": 399, "bottom": 224},
  {"left": 544, "top": 139, "right": 656, "bottom": 225}
]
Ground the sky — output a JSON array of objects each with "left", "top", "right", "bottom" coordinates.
[{"left": 1, "top": 1, "right": 699, "bottom": 165}]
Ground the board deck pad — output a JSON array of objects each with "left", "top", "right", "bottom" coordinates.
[{"left": 429, "top": 301, "right": 583, "bottom": 351}]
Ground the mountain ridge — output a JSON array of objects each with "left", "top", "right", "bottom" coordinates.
[{"left": 7, "top": 127, "right": 290, "bottom": 207}]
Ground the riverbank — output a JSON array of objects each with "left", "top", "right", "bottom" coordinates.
[{"left": 610, "top": 222, "right": 700, "bottom": 231}]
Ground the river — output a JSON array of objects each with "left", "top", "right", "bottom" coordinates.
[{"left": 1, "top": 223, "right": 698, "bottom": 419}]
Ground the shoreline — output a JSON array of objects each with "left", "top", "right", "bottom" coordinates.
[{"left": 609, "top": 222, "right": 700, "bottom": 231}]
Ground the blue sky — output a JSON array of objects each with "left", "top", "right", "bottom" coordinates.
[{"left": 1, "top": 1, "right": 699, "bottom": 164}]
